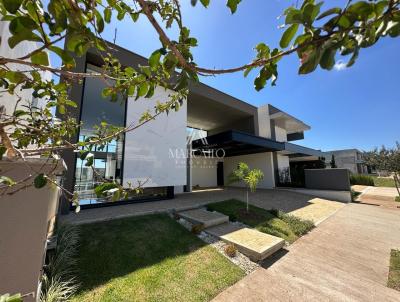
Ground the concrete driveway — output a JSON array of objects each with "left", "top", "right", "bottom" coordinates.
[
  {"left": 213, "top": 202, "right": 400, "bottom": 302},
  {"left": 61, "top": 187, "right": 343, "bottom": 225}
]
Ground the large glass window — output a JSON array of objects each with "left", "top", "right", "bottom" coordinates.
[{"left": 74, "top": 64, "right": 126, "bottom": 205}]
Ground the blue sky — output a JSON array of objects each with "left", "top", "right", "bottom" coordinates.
[{"left": 53, "top": 0, "right": 400, "bottom": 151}]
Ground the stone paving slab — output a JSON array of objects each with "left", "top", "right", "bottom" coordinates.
[
  {"left": 288, "top": 197, "right": 345, "bottom": 225},
  {"left": 206, "top": 223, "right": 285, "bottom": 261},
  {"left": 178, "top": 208, "right": 229, "bottom": 228}
]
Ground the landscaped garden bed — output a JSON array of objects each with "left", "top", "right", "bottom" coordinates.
[
  {"left": 70, "top": 214, "right": 244, "bottom": 301},
  {"left": 206, "top": 199, "right": 314, "bottom": 243}
]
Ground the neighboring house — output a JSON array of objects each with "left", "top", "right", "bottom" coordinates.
[
  {"left": 58, "top": 44, "right": 324, "bottom": 213},
  {"left": 325, "top": 149, "right": 369, "bottom": 174}
]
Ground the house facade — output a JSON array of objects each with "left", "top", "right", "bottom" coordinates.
[
  {"left": 58, "top": 44, "right": 324, "bottom": 213},
  {"left": 324, "top": 149, "right": 369, "bottom": 174}
]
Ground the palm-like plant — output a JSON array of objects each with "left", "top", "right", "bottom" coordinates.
[{"left": 228, "top": 162, "right": 264, "bottom": 212}]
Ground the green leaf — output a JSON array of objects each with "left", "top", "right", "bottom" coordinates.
[
  {"left": 3, "top": 0, "right": 23, "bottom": 13},
  {"left": 94, "top": 182, "right": 118, "bottom": 197},
  {"left": 8, "top": 31, "right": 42, "bottom": 49},
  {"left": 348, "top": 1, "right": 374, "bottom": 20},
  {"left": 347, "top": 47, "right": 359, "bottom": 67},
  {"left": 149, "top": 49, "right": 162, "bottom": 69},
  {"left": 95, "top": 10, "right": 105, "bottom": 33},
  {"left": 49, "top": 46, "right": 75, "bottom": 68},
  {"left": 137, "top": 82, "right": 149, "bottom": 97},
  {"left": 280, "top": 24, "right": 299, "bottom": 48},
  {"left": 299, "top": 48, "right": 321, "bottom": 74},
  {"left": 254, "top": 66, "right": 272, "bottom": 91},
  {"left": 244, "top": 66, "right": 254, "bottom": 77},
  {"left": 388, "top": 22, "right": 400, "bottom": 37},
  {"left": 9, "top": 16, "right": 38, "bottom": 34},
  {"left": 338, "top": 15, "right": 351, "bottom": 28},
  {"left": 320, "top": 48, "right": 336, "bottom": 70},
  {"left": 34, "top": 174, "right": 47, "bottom": 189},
  {"left": 31, "top": 51, "right": 49, "bottom": 66},
  {"left": 302, "top": 2, "right": 323, "bottom": 24},
  {"left": 200, "top": 0, "right": 210, "bottom": 8},
  {"left": 85, "top": 155, "right": 94, "bottom": 167},
  {"left": 227, "top": 0, "right": 241, "bottom": 14},
  {"left": 285, "top": 9, "right": 303, "bottom": 24},
  {"left": 104, "top": 7, "right": 112, "bottom": 23},
  {"left": 0, "top": 176, "right": 16, "bottom": 186},
  {"left": 316, "top": 7, "right": 341, "bottom": 20},
  {"left": 5, "top": 71, "right": 26, "bottom": 83}
]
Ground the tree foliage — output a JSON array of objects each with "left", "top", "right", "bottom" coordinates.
[
  {"left": 228, "top": 162, "right": 264, "bottom": 211},
  {"left": 364, "top": 143, "right": 400, "bottom": 196},
  {"left": 0, "top": 0, "right": 399, "bottom": 205}
]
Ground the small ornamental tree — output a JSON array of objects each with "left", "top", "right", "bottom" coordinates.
[
  {"left": 364, "top": 143, "right": 400, "bottom": 198},
  {"left": 228, "top": 162, "right": 264, "bottom": 212},
  {"left": 330, "top": 154, "right": 337, "bottom": 168},
  {"left": 0, "top": 0, "right": 399, "bottom": 209}
]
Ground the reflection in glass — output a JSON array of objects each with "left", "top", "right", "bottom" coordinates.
[{"left": 74, "top": 64, "right": 126, "bottom": 205}]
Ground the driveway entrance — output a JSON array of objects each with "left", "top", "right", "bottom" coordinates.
[{"left": 213, "top": 203, "right": 400, "bottom": 301}]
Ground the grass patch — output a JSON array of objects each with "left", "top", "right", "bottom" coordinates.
[
  {"left": 395, "top": 196, "right": 400, "bottom": 202},
  {"left": 350, "top": 174, "right": 374, "bottom": 186},
  {"left": 372, "top": 176, "right": 396, "bottom": 187},
  {"left": 71, "top": 214, "right": 244, "bottom": 302},
  {"left": 388, "top": 249, "right": 400, "bottom": 291},
  {"left": 206, "top": 199, "right": 314, "bottom": 243},
  {"left": 351, "top": 190, "right": 362, "bottom": 202}
]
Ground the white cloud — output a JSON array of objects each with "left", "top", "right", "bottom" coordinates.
[{"left": 334, "top": 60, "right": 347, "bottom": 71}]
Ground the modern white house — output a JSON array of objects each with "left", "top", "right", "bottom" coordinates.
[
  {"left": 324, "top": 149, "right": 369, "bottom": 174},
  {"left": 58, "top": 44, "right": 325, "bottom": 213}
]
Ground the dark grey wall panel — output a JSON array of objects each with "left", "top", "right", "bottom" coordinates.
[{"left": 305, "top": 169, "right": 350, "bottom": 191}]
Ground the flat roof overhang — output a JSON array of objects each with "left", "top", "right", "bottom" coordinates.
[
  {"left": 192, "top": 130, "right": 283, "bottom": 157},
  {"left": 269, "top": 105, "right": 311, "bottom": 134},
  {"left": 279, "top": 142, "right": 325, "bottom": 158}
]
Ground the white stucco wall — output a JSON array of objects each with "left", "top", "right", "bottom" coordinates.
[
  {"left": 0, "top": 21, "right": 51, "bottom": 116},
  {"left": 275, "top": 126, "right": 287, "bottom": 142},
  {"left": 123, "top": 87, "right": 187, "bottom": 187},
  {"left": 191, "top": 157, "right": 220, "bottom": 187},
  {"left": 223, "top": 152, "right": 275, "bottom": 189}
]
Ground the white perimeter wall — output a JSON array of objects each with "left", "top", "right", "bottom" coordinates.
[
  {"left": 123, "top": 87, "right": 187, "bottom": 187},
  {"left": 224, "top": 152, "right": 275, "bottom": 189},
  {"left": 191, "top": 157, "right": 220, "bottom": 187}
]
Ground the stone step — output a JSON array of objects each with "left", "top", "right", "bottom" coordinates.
[
  {"left": 206, "top": 223, "right": 285, "bottom": 261},
  {"left": 178, "top": 208, "right": 229, "bottom": 228}
]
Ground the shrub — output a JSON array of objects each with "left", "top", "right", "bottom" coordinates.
[
  {"left": 224, "top": 244, "right": 237, "bottom": 258},
  {"left": 395, "top": 196, "right": 400, "bottom": 202},
  {"left": 191, "top": 224, "right": 204, "bottom": 234},
  {"left": 269, "top": 209, "right": 314, "bottom": 237},
  {"left": 350, "top": 174, "right": 374, "bottom": 186},
  {"left": 40, "top": 224, "right": 79, "bottom": 302}
]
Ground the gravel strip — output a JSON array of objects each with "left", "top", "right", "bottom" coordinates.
[{"left": 176, "top": 216, "right": 259, "bottom": 274}]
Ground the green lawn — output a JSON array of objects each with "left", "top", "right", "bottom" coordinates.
[
  {"left": 372, "top": 176, "right": 396, "bottom": 187},
  {"left": 206, "top": 199, "right": 314, "bottom": 244},
  {"left": 388, "top": 249, "right": 400, "bottom": 291},
  {"left": 71, "top": 214, "right": 244, "bottom": 302}
]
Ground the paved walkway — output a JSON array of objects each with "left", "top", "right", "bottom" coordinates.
[
  {"left": 353, "top": 185, "right": 400, "bottom": 209},
  {"left": 60, "top": 187, "right": 343, "bottom": 225},
  {"left": 213, "top": 203, "right": 400, "bottom": 302}
]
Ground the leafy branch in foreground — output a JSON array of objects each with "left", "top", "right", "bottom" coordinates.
[{"left": 0, "top": 0, "right": 399, "bottom": 205}]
